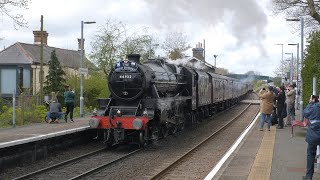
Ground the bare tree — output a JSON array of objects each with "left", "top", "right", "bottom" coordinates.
[
  {"left": 90, "top": 19, "right": 154, "bottom": 76},
  {"left": 272, "top": 0, "right": 320, "bottom": 31},
  {"left": 0, "top": 0, "right": 30, "bottom": 28},
  {"left": 274, "top": 57, "right": 299, "bottom": 80},
  {"left": 162, "top": 31, "right": 190, "bottom": 60}
]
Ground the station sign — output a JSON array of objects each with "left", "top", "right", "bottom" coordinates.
[{"left": 79, "top": 68, "right": 88, "bottom": 75}]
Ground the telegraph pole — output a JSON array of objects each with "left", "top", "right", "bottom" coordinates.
[{"left": 40, "top": 15, "right": 44, "bottom": 101}]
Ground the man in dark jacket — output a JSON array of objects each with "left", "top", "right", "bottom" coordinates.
[
  {"left": 303, "top": 95, "right": 320, "bottom": 180},
  {"left": 64, "top": 85, "right": 75, "bottom": 122},
  {"left": 47, "top": 99, "right": 63, "bottom": 123},
  {"left": 276, "top": 86, "right": 286, "bottom": 129}
]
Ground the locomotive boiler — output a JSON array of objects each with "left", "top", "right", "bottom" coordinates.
[{"left": 89, "top": 54, "right": 252, "bottom": 147}]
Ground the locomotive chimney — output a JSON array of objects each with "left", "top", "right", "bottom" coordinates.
[
  {"left": 127, "top": 54, "right": 141, "bottom": 63},
  {"left": 192, "top": 42, "right": 205, "bottom": 62}
]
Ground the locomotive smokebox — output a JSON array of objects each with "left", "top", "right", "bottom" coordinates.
[{"left": 127, "top": 54, "right": 141, "bottom": 63}]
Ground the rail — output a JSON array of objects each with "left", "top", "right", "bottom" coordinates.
[{"left": 150, "top": 102, "right": 257, "bottom": 180}]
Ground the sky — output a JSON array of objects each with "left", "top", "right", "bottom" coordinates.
[{"left": 0, "top": 0, "right": 303, "bottom": 77}]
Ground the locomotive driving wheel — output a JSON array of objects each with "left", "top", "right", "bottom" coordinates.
[
  {"left": 139, "top": 131, "right": 148, "bottom": 147},
  {"left": 151, "top": 125, "right": 160, "bottom": 142},
  {"left": 161, "top": 124, "right": 169, "bottom": 138}
]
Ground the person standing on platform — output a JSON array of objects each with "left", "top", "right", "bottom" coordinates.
[
  {"left": 275, "top": 86, "right": 286, "bottom": 129},
  {"left": 303, "top": 95, "right": 320, "bottom": 180},
  {"left": 286, "top": 84, "right": 296, "bottom": 126},
  {"left": 64, "top": 85, "right": 75, "bottom": 122},
  {"left": 258, "top": 86, "right": 275, "bottom": 131}
]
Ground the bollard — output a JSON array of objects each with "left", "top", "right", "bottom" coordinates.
[{"left": 12, "top": 90, "right": 16, "bottom": 128}]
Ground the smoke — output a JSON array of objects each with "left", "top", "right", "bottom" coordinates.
[
  {"left": 143, "top": 0, "right": 268, "bottom": 54},
  {"left": 166, "top": 58, "right": 208, "bottom": 70},
  {"left": 166, "top": 58, "right": 189, "bottom": 66}
]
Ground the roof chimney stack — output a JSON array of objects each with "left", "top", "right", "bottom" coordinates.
[
  {"left": 33, "top": 31, "right": 48, "bottom": 46},
  {"left": 192, "top": 42, "right": 205, "bottom": 62}
]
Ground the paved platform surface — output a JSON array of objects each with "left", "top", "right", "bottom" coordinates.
[
  {"left": 213, "top": 108, "right": 320, "bottom": 180},
  {"left": 0, "top": 117, "right": 91, "bottom": 148}
]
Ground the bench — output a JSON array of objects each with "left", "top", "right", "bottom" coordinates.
[{"left": 291, "top": 118, "right": 309, "bottom": 137}]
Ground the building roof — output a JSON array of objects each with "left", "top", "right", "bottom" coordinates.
[
  {"left": 0, "top": 42, "right": 95, "bottom": 69},
  {"left": 186, "top": 56, "right": 216, "bottom": 72}
]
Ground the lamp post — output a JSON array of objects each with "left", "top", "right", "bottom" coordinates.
[
  {"left": 288, "top": 43, "right": 299, "bottom": 109},
  {"left": 286, "top": 17, "right": 304, "bottom": 120},
  {"left": 285, "top": 52, "right": 293, "bottom": 85},
  {"left": 275, "top": 43, "right": 284, "bottom": 84},
  {"left": 80, "top": 20, "right": 96, "bottom": 117},
  {"left": 213, "top": 54, "right": 218, "bottom": 67}
]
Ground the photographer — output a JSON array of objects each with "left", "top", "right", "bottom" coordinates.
[
  {"left": 303, "top": 95, "right": 320, "bottom": 180},
  {"left": 258, "top": 86, "right": 275, "bottom": 131},
  {"left": 275, "top": 86, "right": 286, "bottom": 129},
  {"left": 285, "top": 84, "right": 296, "bottom": 126}
]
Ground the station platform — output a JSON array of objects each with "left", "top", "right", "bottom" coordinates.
[
  {"left": 0, "top": 117, "right": 91, "bottom": 149},
  {"left": 211, "top": 108, "right": 319, "bottom": 180}
]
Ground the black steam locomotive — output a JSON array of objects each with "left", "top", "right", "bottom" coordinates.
[{"left": 89, "top": 54, "right": 252, "bottom": 146}]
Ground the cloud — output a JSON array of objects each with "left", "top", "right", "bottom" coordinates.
[
  {"left": 0, "top": 0, "right": 302, "bottom": 77},
  {"left": 142, "top": 0, "right": 268, "bottom": 51}
]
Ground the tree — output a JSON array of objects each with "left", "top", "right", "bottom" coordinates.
[
  {"left": 44, "top": 50, "right": 66, "bottom": 100},
  {"left": 65, "top": 71, "right": 109, "bottom": 108},
  {"left": 90, "top": 19, "right": 154, "bottom": 76},
  {"left": 272, "top": 77, "right": 282, "bottom": 87},
  {"left": 301, "top": 31, "right": 320, "bottom": 105},
  {"left": 274, "top": 57, "right": 299, "bottom": 81},
  {"left": 215, "top": 67, "right": 229, "bottom": 75},
  {"left": 162, "top": 31, "right": 191, "bottom": 60},
  {"left": 245, "top": 71, "right": 261, "bottom": 75},
  {"left": 272, "top": 0, "right": 320, "bottom": 31},
  {"left": 0, "top": 0, "right": 30, "bottom": 28}
]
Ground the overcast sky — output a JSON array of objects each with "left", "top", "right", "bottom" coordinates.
[{"left": 0, "top": 0, "right": 303, "bottom": 77}]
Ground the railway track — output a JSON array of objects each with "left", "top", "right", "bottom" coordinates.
[
  {"left": 149, "top": 102, "right": 259, "bottom": 180},
  {"left": 13, "top": 147, "right": 143, "bottom": 180},
  {"left": 9, "top": 93, "right": 259, "bottom": 180}
]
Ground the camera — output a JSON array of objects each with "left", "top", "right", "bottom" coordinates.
[{"left": 311, "top": 95, "right": 319, "bottom": 103}]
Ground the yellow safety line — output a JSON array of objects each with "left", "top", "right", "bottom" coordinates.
[{"left": 247, "top": 126, "right": 276, "bottom": 180}]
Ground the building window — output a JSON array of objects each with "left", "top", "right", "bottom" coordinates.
[
  {"left": 1, "top": 69, "right": 16, "bottom": 94},
  {"left": 23, "top": 68, "right": 31, "bottom": 88}
]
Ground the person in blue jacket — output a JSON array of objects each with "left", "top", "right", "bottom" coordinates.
[{"left": 303, "top": 95, "right": 320, "bottom": 180}]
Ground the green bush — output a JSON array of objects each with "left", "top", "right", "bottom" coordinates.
[
  {"left": 302, "top": 31, "right": 320, "bottom": 107},
  {"left": 0, "top": 104, "right": 94, "bottom": 128},
  {"left": 0, "top": 105, "right": 47, "bottom": 127},
  {"left": 65, "top": 71, "right": 110, "bottom": 108}
]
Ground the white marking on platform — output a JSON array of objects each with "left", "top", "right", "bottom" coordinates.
[
  {"left": 16, "top": 134, "right": 41, "bottom": 136},
  {"left": 204, "top": 113, "right": 261, "bottom": 180},
  {"left": 0, "top": 126, "right": 90, "bottom": 149}
]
